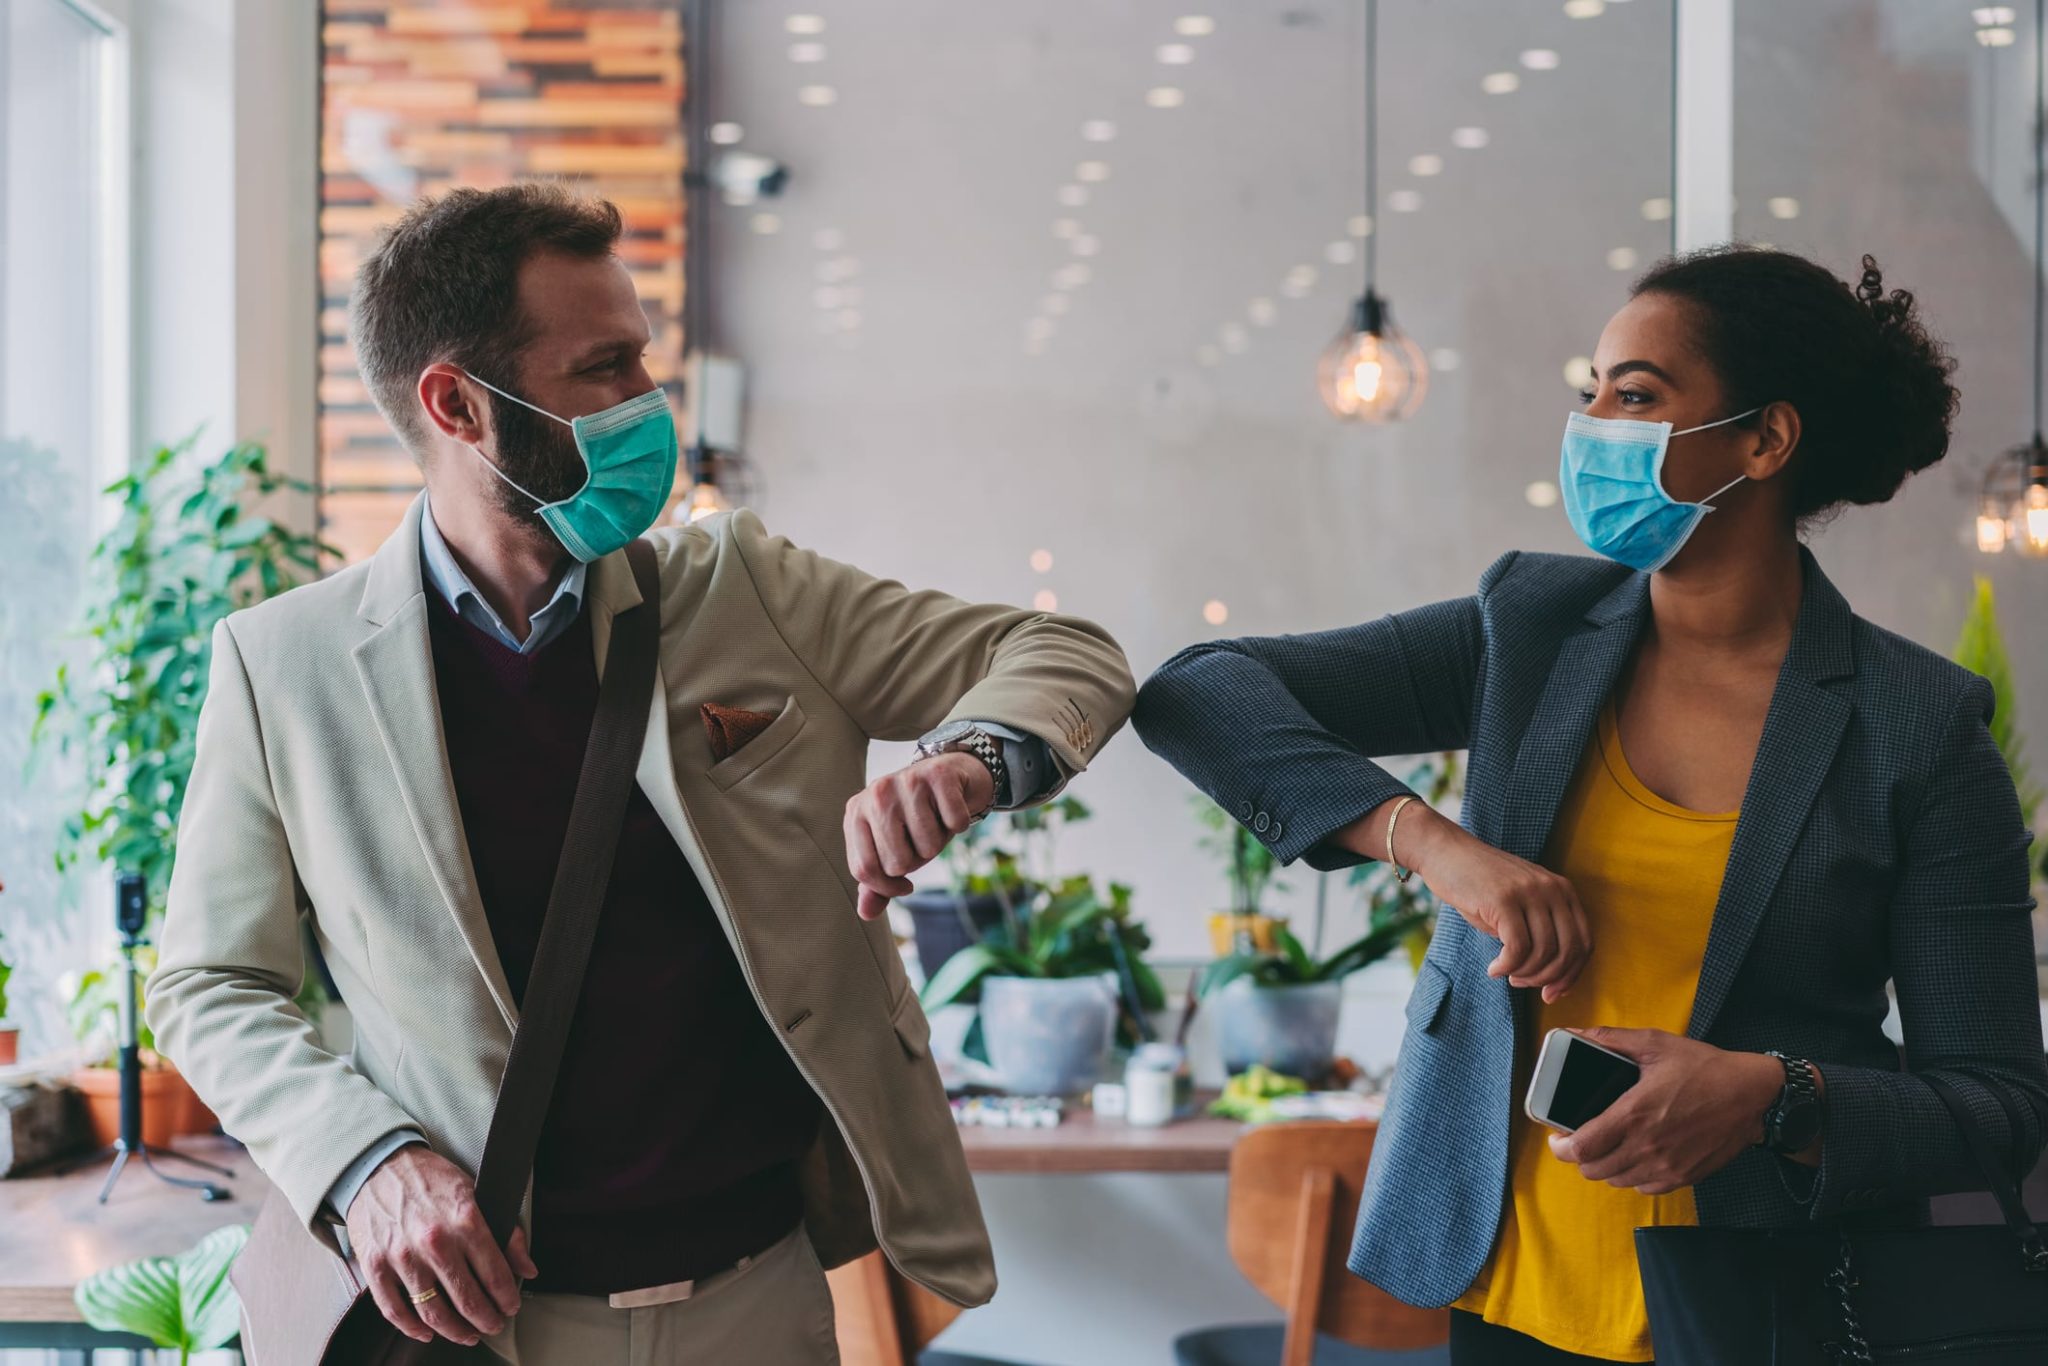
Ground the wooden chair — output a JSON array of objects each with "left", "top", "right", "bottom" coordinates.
[{"left": 1175, "top": 1120, "right": 1450, "bottom": 1366}]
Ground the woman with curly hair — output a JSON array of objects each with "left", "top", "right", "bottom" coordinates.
[{"left": 1134, "top": 246, "right": 2047, "bottom": 1364}]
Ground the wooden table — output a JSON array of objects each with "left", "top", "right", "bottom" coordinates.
[
  {"left": 956, "top": 1099, "right": 1243, "bottom": 1174},
  {"left": 0, "top": 1135, "right": 266, "bottom": 1356}
]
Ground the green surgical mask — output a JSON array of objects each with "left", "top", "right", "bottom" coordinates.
[{"left": 462, "top": 371, "right": 679, "bottom": 562}]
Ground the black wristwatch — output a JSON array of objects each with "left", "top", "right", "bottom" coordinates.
[{"left": 1760, "top": 1051, "right": 1824, "bottom": 1155}]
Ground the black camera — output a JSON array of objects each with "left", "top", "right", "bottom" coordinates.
[{"left": 115, "top": 871, "right": 148, "bottom": 938}]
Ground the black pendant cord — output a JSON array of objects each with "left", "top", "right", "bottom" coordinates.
[{"left": 1363, "top": 0, "right": 1378, "bottom": 300}]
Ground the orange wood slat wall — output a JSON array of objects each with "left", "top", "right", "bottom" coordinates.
[{"left": 318, "top": 1, "right": 687, "bottom": 565}]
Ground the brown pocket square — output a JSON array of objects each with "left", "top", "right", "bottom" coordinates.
[{"left": 702, "top": 702, "right": 779, "bottom": 761}]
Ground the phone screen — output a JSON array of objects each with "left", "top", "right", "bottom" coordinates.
[{"left": 1545, "top": 1036, "right": 1640, "bottom": 1130}]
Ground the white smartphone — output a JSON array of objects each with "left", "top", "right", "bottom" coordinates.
[{"left": 1525, "top": 1028, "right": 1641, "bottom": 1133}]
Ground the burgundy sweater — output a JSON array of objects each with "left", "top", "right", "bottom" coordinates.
[{"left": 426, "top": 589, "right": 822, "bottom": 1294}]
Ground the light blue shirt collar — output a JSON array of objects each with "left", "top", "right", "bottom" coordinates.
[{"left": 419, "top": 493, "right": 587, "bottom": 655}]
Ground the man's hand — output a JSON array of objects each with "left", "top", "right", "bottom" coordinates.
[
  {"left": 844, "top": 752, "right": 994, "bottom": 920},
  {"left": 343, "top": 1145, "right": 539, "bottom": 1346},
  {"left": 1546, "top": 1028, "right": 1787, "bottom": 1195}
]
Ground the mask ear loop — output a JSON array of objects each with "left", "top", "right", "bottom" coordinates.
[
  {"left": 1673, "top": 405, "right": 1766, "bottom": 510},
  {"left": 458, "top": 369, "right": 575, "bottom": 508}
]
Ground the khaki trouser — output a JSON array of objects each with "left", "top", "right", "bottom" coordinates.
[{"left": 482, "top": 1228, "right": 840, "bottom": 1365}]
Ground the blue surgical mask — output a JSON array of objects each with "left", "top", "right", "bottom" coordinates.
[
  {"left": 1558, "top": 407, "right": 1761, "bottom": 572},
  {"left": 462, "top": 372, "right": 679, "bottom": 563}
]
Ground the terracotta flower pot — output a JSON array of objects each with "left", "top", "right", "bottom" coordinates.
[
  {"left": 70, "top": 1059, "right": 217, "bottom": 1149},
  {"left": 0, "top": 1027, "right": 18, "bottom": 1066}
]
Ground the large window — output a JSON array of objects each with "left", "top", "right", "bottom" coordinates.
[
  {"left": 0, "top": 0, "right": 125, "bottom": 1051},
  {"left": 317, "top": 1, "right": 690, "bottom": 564}
]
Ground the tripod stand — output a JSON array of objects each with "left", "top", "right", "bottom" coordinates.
[{"left": 57, "top": 912, "right": 235, "bottom": 1203}]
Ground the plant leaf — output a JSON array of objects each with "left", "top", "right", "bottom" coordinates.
[{"left": 180, "top": 1223, "right": 251, "bottom": 1349}]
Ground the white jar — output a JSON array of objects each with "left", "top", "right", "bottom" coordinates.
[{"left": 1125, "top": 1052, "right": 1178, "bottom": 1127}]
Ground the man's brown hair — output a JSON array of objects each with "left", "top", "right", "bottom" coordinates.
[{"left": 350, "top": 183, "right": 624, "bottom": 459}]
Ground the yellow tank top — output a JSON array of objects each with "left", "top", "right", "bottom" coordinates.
[{"left": 1452, "top": 703, "right": 1738, "bottom": 1362}]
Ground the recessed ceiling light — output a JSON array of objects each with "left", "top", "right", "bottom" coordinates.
[
  {"left": 1482, "top": 71, "right": 1521, "bottom": 94},
  {"left": 829, "top": 256, "right": 860, "bottom": 277},
  {"left": 1562, "top": 356, "right": 1595, "bottom": 389},
  {"left": 1157, "top": 43, "right": 1195, "bottom": 64},
  {"left": 1768, "top": 196, "right": 1802, "bottom": 219},
  {"left": 1248, "top": 298, "right": 1277, "bottom": 326},
  {"left": 1057, "top": 184, "right": 1089, "bottom": 207},
  {"left": 1430, "top": 347, "right": 1461, "bottom": 372},
  {"left": 1054, "top": 263, "right": 1092, "bottom": 289},
  {"left": 1640, "top": 196, "right": 1674, "bottom": 222},
  {"left": 837, "top": 309, "right": 862, "bottom": 329},
  {"left": 1203, "top": 600, "right": 1229, "bottom": 626},
  {"left": 1348, "top": 214, "right": 1374, "bottom": 238},
  {"left": 1325, "top": 240, "right": 1356, "bottom": 265},
  {"left": 709, "top": 121, "right": 745, "bottom": 145},
  {"left": 1388, "top": 189, "right": 1423, "bottom": 212},
  {"left": 1196, "top": 345, "right": 1221, "bottom": 366},
  {"left": 812, "top": 228, "right": 844, "bottom": 251},
  {"left": 1044, "top": 294, "right": 1071, "bottom": 316},
  {"left": 1027, "top": 317, "right": 1056, "bottom": 340},
  {"left": 1975, "top": 6, "right": 2018, "bottom": 23},
  {"left": 1070, "top": 235, "right": 1101, "bottom": 257},
  {"left": 1220, "top": 324, "right": 1249, "bottom": 354},
  {"left": 1082, "top": 119, "right": 1118, "bottom": 142},
  {"left": 1146, "top": 86, "right": 1186, "bottom": 109},
  {"left": 1606, "top": 246, "right": 1638, "bottom": 271},
  {"left": 1978, "top": 26, "right": 2017, "bottom": 45},
  {"left": 1076, "top": 160, "right": 1111, "bottom": 182},
  {"left": 1525, "top": 480, "right": 1561, "bottom": 508},
  {"left": 1175, "top": 15, "right": 1217, "bottom": 37},
  {"left": 1520, "top": 49, "right": 1561, "bottom": 70},
  {"left": 1452, "top": 126, "right": 1490, "bottom": 150},
  {"left": 750, "top": 212, "right": 781, "bottom": 234},
  {"left": 788, "top": 41, "right": 826, "bottom": 62},
  {"left": 1409, "top": 154, "right": 1444, "bottom": 177},
  {"left": 1030, "top": 549, "right": 1055, "bottom": 573},
  {"left": 1563, "top": 0, "right": 1606, "bottom": 17},
  {"left": 785, "top": 14, "right": 825, "bottom": 35},
  {"left": 1281, "top": 265, "right": 1318, "bottom": 298},
  {"left": 1033, "top": 590, "right": 1060, "bottom": 612},
  {"left": 1053, "top": 218, "right": 1082, "bottom": 239},
  {"left": 797, "top": 84, "right": 837, "bottom": 107}
]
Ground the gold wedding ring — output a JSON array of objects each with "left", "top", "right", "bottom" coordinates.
[{"left": 409, "top": 1286, "right": 441, "bottom": 1306}]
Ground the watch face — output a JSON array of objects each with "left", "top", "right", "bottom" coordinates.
[
  {"left": 1777, "top": 1101, "right": 1823, "bottom": 1152},
  {"left": 926, "top": 720, "right": 977, "bottom": 748}
]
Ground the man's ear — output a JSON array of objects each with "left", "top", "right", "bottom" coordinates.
[
  {"left": 418, "top": 363, "right": 489, "bottom": 446},
  {"left": 1749, "top": 400, "right": 1801, "bottom": 481}
]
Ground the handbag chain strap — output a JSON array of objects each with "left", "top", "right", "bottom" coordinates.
[{"left": 1825, "top": 1234, "right": 1877, "bottom": 1365}]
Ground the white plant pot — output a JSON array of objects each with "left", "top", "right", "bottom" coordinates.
[
  {"left": 980, "top": 974, "right": 1118, "bottom": 1096},
  {"left": 1214, "top": 979, "right": 1343, "bottom": 1080}
]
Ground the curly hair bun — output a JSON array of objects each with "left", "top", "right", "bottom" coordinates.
[{"left": 1633, "top": 245, "right": 1959, "bottom": 521}]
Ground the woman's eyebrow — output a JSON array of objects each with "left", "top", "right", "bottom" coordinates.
[{"left": 1603, "top": 359, "right": 1677, "bottom": 384}]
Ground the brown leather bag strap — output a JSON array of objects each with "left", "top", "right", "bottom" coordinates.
[{"left": 469, "top": 539, "right": 662, "bottom": 1244}]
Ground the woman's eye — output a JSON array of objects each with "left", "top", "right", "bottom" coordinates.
[
  {"left": 1619, "top": 389, "right": 1653, "bottom": 406},
  {"left": 1576, "top": 389, "right": 1596, "bottom": 405}
]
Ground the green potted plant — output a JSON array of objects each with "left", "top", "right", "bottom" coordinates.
[
  {"left": 919, "top": 857, "right": 1163, "bottom": 1096},
  {"left": 30, "top": 435, "right": 332, "bottom": 1135},
  {"left": 1951, "top": 577, "right": 2047, "bottom": 962},
  {"left": 1196, "top": 754, "right": 1460, "bottom": 1082},
  {"left": 1193, "top": 795, "right": 1290, "bottom": 956},
  {"left": 899, "top": 796, "right": 1094, "bottom": 980},
  {"left": 74, "top": 1222, "right": 248, "bottom": 1362}
]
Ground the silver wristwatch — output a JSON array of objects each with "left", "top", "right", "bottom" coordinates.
[{"left": 916, "top": 720, "right": 1008, "bottom": 817}]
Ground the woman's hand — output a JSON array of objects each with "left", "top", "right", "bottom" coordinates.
[
  {"left": 1547, "top": 1027, "right": 1787, "bottom": 1194},
  {"left": 1392, "top": 804, "right": 1592, "bottom": 1003}
]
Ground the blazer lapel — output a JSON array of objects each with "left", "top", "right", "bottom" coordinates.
[
  {"left": 351, "top": 494, "right": 519, "bottom": 1030},
  {"left": 1499, "top": 571, "right": 1650, "bottom": 863},
  {"left": 1686, "top": 551, "right": 1855, "bottom": 1039}
]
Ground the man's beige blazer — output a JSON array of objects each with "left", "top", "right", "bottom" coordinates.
[{"left": 146, "top": 496, "right": 1135, "bottom": 1307}]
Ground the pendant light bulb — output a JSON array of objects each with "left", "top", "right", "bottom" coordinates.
[
  {"left": 1976, "top": 499, "right": 2011, "bottom": 555},
  {"left": 2019, "top": 480, "right": 2048, "bottom": 556},
  {"left": 676, "top": 479, "right": 731, "bottom": 525},
  {"left": 1319, "top": 292, "right": 1428, "bottom": 422}
]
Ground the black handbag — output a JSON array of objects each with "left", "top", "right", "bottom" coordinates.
[{"left": 1635, "top": 1074, "right": 2048, "bottom": 1364}]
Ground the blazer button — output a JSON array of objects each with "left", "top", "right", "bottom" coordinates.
[
  {"left": 1269, "top": 820, "right": 1285, "bottom": 842},
  {"left": 1254, "top": 812, "right": 1271, "bottom": 833},
  {"left": 1237, "top": 800, "right": 1254, "bottom": 821}
]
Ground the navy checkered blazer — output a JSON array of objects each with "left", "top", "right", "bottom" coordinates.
[{"left": 1133, "top": 547, "right": 2047, "bottom": 1309}]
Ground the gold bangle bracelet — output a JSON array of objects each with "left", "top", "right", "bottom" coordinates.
[{"left": 1386, "top": 795, "right": 1418, "bottom": 884}]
